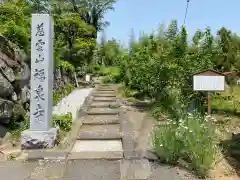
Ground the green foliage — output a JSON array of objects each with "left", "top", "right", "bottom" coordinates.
[
  {"left": 69, "top": 0, "right": 117, "bottom": 33},
  {"left": 153, "top": 114, "right": 218, "bottom": 177},
  {"left": 0, "top": 0, "right": 112, "bottom": 70},
  {"left": 53, "top": 84, "right": 74, "bottom": 105},
  {"left": 101, "top": 67, "right": 121, "bottom": 83},
  {"left": 58, "top": 60, "right": 75, "bottom": 72},
  {"left": 94, "top": 20, "right": 240, "bottom": 177},
  {"left": 153, "top": 124, "right": 183, "bottom": 164},
  {"left": 11, "top": 113, "right": 30, "bottom": 142},
  {"left": 119, "top": 84, "right": 138, "bottom": 98},
  {"left": 53, "top": 113, "right": 72, "bottom": 132},
  {"left": 0, "top": 1, "right": 31, "bottom": 52},
  {"left": 54, "top": 11, "right": 96, "bottom": 67}
]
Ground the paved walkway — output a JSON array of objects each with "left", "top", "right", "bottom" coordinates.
[
  {"left": 69, "top": 84, "right": 123, "bottom": 159},
  {"left": 0, "top": 81, "right": 200, "bottom": 180}
]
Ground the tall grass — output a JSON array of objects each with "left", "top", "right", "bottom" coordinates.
[{"left": 153, "top": 113, "right": 218, "bottom": 177}]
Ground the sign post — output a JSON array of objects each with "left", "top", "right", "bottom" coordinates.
[
  {"left": 207, "top": 92, "right": 212, "bottom": 114},
  {"left": 21, "top": 14, "right": 58, "bottom": 149},
  {"left": 193, "top": 69, "right": 225, "bottom": 115}
]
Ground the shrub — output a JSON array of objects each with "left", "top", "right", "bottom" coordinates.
[
  {"left": 119, "top": 84, "right": 138, "bottom": 98},
  {"left": 86, "top": 64, "right": 101, "bottom": 76},
  {"left": 153, "top": 113, "right": 218, "bottom": 177},
  {"left": 102, "top": 67, "right": 121, "bottom": 83},
  {"left": 53, "top": 113, "right": 72, "bottom": 132},
  {"left": 182, "top": 114, "right": 217, "bottom": 176},
  {"left": 153, "top": 123, "right": 183, "bottom": 164},
  {"left": 53, "top": 84, "right": 74, "bottom": 105}
]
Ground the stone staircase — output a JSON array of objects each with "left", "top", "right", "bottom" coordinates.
[
  {"left": 68, "top": 83, "right": 151, "bottom": 180},
  {"left": 69, "top": 84, "right": 123, "bottom": 159}
]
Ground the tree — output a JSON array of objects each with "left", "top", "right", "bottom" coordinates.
[
  {"left": 192, "top": 29, "right": 203, "bottom": 46},
  {"left": 0, "top": 0, "right": 31, "bottom": 53},
  {"left": 27, "top": 0, "right": 51, "bottom": 13},
  {"left": 165, "top": 20, "right": 178, "bottom": 41},
  {"left": 55, "top": 13, "right": 95, "bottom": 65},
  {"left": 215, "top": 27, "right": 235, "bottom": 72},
  {"left": 67, "top": 0, "right": 117, "bottom": 37}
]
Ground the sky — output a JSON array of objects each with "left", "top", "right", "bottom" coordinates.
[{"left": 98, "top": 0, "right": 240, "bottom": 46}]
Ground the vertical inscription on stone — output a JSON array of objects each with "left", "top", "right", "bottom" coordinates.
[{"left": 30, "top": 14, "right": 53, "bottom": 131}]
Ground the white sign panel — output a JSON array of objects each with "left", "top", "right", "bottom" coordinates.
[
  {"left": 85, "top": 74, "right": 90, "bottom": 82},
  {"left": 30, "top": 14, "right": 54, "bottom": 131},
  {"left": 193, "top": 75, "right": 225, "bottom": 91}
]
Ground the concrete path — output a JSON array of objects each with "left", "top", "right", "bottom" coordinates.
[
  {"left": 0, "top": 81, "right": 199, "bottom": 180},
  {"left": 69, "top": 84, "right": 123, "bottom": 160},
  {"left": 67, "top": 83, "right": 152, "bottom": 179}
]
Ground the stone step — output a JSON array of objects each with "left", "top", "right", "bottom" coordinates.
[
  {"left": 97, "top": 86, "right": 115, "bottom": 89},
  {"left": 87, "top": 108, "right": 119, "bottom": 115},
  {"left": 69, "top": 140, "right": 123, "bottom": 159},
  {"left": 92, "top": 93, "right": 116, "bottom": 97},
  {"left": 120, "top": 159, "right": 151, "bottom": 180},
  {"left": 83, "top": 115, "right": 120, "bottom": 125},
  {"left": 99, "top": 84, "right": 113, "bottom": 87},
  {"left": 96, "top": 89, "right": 115, "bottom": 92},
  {"left": 97, "top": 90, "right": 115, "bottom": 93},
  {"left": 89, "top": 102, "right": 120, "bottom": 108},
  {"left": 92, "top": 97, "right": 117, "bottom": 102},
  {"left": 78, "top": 124, "right": 121, "bottom": 140}
]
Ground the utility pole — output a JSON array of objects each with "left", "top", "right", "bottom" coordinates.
[{"left": 184, "top": 0, "right": 190, "bottom": 25}]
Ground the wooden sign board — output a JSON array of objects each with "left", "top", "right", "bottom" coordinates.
[
  {"left": 193, "top": 69, "right": 225, "bottom": 91},
  {"left": 193, "top": 69, "right": 225, "bottom": 115}
]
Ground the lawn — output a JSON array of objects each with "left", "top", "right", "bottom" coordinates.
[{"left": 212, "top": 86, "right": 240, "bottom": 114}]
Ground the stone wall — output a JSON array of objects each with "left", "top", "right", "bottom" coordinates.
[
  {"left": 0, "top": 35, "right": 30, "bottom": 124},
  {"left": 0, "top": 34, "right": 76, "bottom": 125}
]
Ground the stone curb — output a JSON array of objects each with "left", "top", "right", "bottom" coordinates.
[
  {"left": 23, "top": 88, "right": 95, "bottom": 160},
  {"left": 119, "top": 107, "right": 139, "bottom": 160}
]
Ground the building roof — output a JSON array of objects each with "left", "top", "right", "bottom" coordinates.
[{"left": 193, "top": 69, "right": 225, "bottom": 76}]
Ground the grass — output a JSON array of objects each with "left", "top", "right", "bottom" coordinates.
[
  {"left": 102, "top": 67, "right": 122, "bottom": 84},
  {"left": 204, "top": 85, "right": 240, "bottom": 178},
  {"left": 212, "top": 85, "right": 240, "bottom": 114},
  {"left": 118, "top": 84, "right": 139, "bottom": 101},
  {"left": 153, "top": 114, "right": 218, "bottom": 177},
  {"left": 116, "top": 80, "right": 240, "bottom": 178},
  {"left": 10, "top": 113, "right": 73, "bottom": 145}
]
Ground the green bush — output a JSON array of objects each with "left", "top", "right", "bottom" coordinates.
[
  {"left": 153, "top": 123, "right": 183, "bottom": 164},
  {"left": 53, "top": 84, "right": 74, "bottom": 105},
  {"left": 86, "top": 64, "right": 101, "bottom": 75},
  {"left": 53, "top": 113, "right": 72, "bottom": 132},
  {"left": 153, "top": 113, "right": 217, "bottom": 177},
  {"left": 119, "top": 85, "right": 138, "bottom": 98},
  {"left": 102, "top": 67, "right": 121, "bottom": 83},
  {"left": 182, "top": 114, "right": 217, "bottom": 176}
]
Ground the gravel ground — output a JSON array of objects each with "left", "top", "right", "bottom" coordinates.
[{"left": 52, "top": 88, "right": 93, "bottom": 121}]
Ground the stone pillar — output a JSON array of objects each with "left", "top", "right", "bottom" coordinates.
[{"left": 21, "top": 14, "right": 58, "bottom": 149}]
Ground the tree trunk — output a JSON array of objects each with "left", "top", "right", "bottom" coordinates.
[
  {"left": 68, "top": 38, "right": 73, "bottom": 62},
  {"left": 74, "top": 71, "right": 79, "bottom": 87}
]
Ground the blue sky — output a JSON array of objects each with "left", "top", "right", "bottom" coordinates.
[{"left": 98, "top": 0, "right": 239, "bottom": 45}]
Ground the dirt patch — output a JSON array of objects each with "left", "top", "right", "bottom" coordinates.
[{"left": 209, "top": 157, "right": 239, "bottom": 180}]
